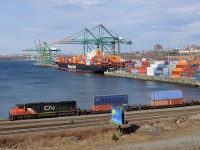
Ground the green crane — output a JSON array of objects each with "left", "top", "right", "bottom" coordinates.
[
  {"left": 22, "top": 41, "right": 60, "bottom": 66},
  {"left": 52, "top": 24, "right": 132, "bottom": 55}
]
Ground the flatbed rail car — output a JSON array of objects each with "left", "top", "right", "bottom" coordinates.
[
  {"left": 125, "top": 100, "right": 200, "bottom": 112},
  {"left": 78, "top": 100, "right": 200, "bottom": 115}
]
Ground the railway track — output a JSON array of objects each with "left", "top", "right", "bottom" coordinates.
[{"left": 1, "top": 106, "right": 200, "bottom": 136}]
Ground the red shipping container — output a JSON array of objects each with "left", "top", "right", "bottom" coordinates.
[
  {"left": 150, "top": 98, "right": 183, "bottom": 107},
  {"left": 142, "top": 61, "right": 150, "bottom": 66},
  {"left": 176, "top": 65, "right": 186, "bottom": 68},
  {"left": 172, "top": 70, "right": 182, "bottom": 74},
  {"left": 128, "top": 67, "right": 134, "bottom": 73},
  {"left": 92, "top": 104, "right": 112, "bottom": 111},
  {"left": 133, "top": 66, "right": 141, "bottom": 69},
  {"left": 138, "top": 69, "right": 146, "bottom": 73}
]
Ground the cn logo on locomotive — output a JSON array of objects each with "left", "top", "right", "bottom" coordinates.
[{"left": 44, "top": 106, "right": 55, "bottom": 111}]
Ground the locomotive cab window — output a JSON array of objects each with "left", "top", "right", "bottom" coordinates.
[{"left": 18, "top": 106, "right": 24, "bottom": 109}]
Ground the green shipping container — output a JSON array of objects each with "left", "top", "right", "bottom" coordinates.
[
  {"left": 194, "top": 73, "right": 200, "bottom": 77},
  {"left": 181, "top": 72, "right": 188, "bottom": 76}
]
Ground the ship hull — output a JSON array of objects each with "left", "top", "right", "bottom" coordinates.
[{"left": 56, "top": 62, "right": 117, "bottom": 73}]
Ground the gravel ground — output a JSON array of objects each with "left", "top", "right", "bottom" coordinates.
[{"left": 1, "top": 112, "right": 200, "bottom": 150}]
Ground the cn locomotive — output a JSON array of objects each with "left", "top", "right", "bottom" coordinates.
[{"left": 9, "top": 101, "right": 79, "bottom": 121}]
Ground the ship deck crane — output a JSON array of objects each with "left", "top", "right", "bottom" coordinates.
[
  {"left": 22, "top": 41, "right": 61, "bottom": 66},
  {"left": 52, "top": 24, "right": 132, "bottom": 55}
]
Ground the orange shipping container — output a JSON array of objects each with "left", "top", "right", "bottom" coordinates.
[
  {"left": 150, "top": 98, "right": 183, "bottom": 107},
  {"left": 174, "top": 68, "right": 183, "bottom": 72},
  {"left": 150, "top": 100, "right": 170, "bottom": 106},
  {"left": 169, "top": 98, "right": 183, "bottom": 105},
  {"left": 178, "top": 60, "right": 187, "bottom": 65},
  {"left": 81, "top": 55, "right": 86, "bottom": 59},
  {"left": 171, "top": 74, "right": 181, "bottom": 78}
]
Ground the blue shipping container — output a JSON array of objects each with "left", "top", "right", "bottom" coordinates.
[
  {"left": 155, "top": 70, "right": 163, "bottom": 73},
  {"left": 163, "top": 73, "right": 170, "bottom": 77},
  {"left": 156, "top": 67, "right": 164, "bottom": 71},
  {"left": 164, "top": 62, "right": 169, "bottom": 65},
  {"left": 131, "top": 69, "right": 138, "bottom": 75},
  {"left": 93, "top": 94, "right": 128, "bottom": 106},
  {"left": 151, "top": 90, "right": 182, "bottom": 100},
  {"left": 154, "top": 73, "right": 163, "bottom": 76},
  {"left": 192, "top": 64, "right": 198, "bottom": 68},
  {"left": 195, "top": 77, "right": 200, "bottom": 80}
]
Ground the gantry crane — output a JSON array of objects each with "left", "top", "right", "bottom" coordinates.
[
  {"left": 22, "top": 41, "right": 60, "bottom": 66},
  {"left": 52, "top": 24, "right": 132, "bottom": 55}
]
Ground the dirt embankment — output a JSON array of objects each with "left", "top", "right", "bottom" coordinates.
[{"left": 1, "top": 114, "right": 200, "bottom": 150}]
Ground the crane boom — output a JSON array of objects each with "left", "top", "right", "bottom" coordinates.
[
  {"left": 52, "top": 24, "right": 132, "bottom": 55},
  {"left": 22, "top": 41, "right": 60, "bottom": 66}
]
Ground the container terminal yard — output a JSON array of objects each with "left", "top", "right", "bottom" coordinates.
[
  {"left": 50, "top": 24, "right": 200, "bottom": 86},
  {"left": 104, "top": 56, "right": 200, "bottom": 87}
]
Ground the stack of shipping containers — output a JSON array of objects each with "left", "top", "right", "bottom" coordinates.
[
  {"left": 194, "top": 69, "right": 200, "bottom": 80},
  {"left": 147, "top": 61, "right": 164, "bottom": 76},
  {"left": 171, "top": 61, "right": 186, "bottom": 78},
  {"left": 92, "top": 94, "right": 128, "bottom": 111},
  {"left": 128, "top": 59, "right": 151, "bottom": 75},
  {"left": 127, "top": 59, "right": 200, "bottom": 80},
  {"left": 150, "top": 90, "right": 183, "bottom": 106}
]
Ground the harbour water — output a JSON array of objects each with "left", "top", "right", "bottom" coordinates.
[{"left": 0, "top": 60, "right": 199, "bottom": 118}]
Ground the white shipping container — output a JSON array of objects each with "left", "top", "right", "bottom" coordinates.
[
  {"left": 147, "top": 67, "right": 155, "bottom": 76},
  {"left": 150, "top": 64, "right": 158, "bottom": 68},
  {"left": 142, "top": 58, "right": 146, "bottom": 61},
  {"left": 135, "top": 64, "right": 142, "bottom": 67},
  {"left": 170, "top": 61, "right": 178, "bottom": 65},
  {"left": 154, "top": 61, "right": 165, "bottom": 65},
  {"left": 163, "top": 67, "right": 168, "bottom": 71},
  {"left": 135, "top": 61, "right": 142, "bottom": 64},
  {"left": 147, "top": 72, "right": 154, "bottom": 76},
  {"left": 169, "top": 64, "right": 176, "bottom": 68}
]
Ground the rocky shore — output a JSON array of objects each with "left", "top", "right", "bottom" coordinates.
[{"left": 105, "top": 71, "right": 200, "bottom": 87}]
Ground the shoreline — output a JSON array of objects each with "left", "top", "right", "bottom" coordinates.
[{"left": 104, "top": 71, "right": 200, "bottom": 87}]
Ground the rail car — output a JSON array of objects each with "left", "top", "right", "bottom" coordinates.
[{"left": 8, "top": 100, "right": 200, "bottom": 121}]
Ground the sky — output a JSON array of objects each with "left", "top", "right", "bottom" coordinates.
[{"left": 1, "top": 0, "right": 200, "bottom": 55}]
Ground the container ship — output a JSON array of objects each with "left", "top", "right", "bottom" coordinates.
[{"left": 54, "top": 49, "right": 124, "bottom": 73}]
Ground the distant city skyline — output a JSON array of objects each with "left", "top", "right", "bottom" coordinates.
[{"left": 1, "top": 0, "right": 200, "bottom": 55}]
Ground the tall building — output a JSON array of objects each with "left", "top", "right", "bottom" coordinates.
[{"left": 154, "top": 44, "right": 163, "bottom": 51}]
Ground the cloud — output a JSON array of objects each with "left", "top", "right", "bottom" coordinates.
[{"left": 1, "top": 0, "right": 200, "bottom": 54}]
